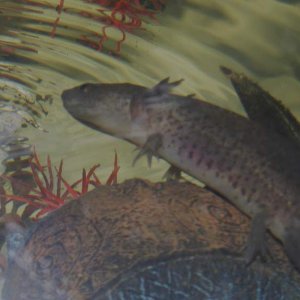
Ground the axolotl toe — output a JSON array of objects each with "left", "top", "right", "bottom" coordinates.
[{"left": 62, "top": 77, "right": 300, "bottom": 271}]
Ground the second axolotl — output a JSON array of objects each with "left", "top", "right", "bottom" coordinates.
[{"left": 61, "top": 71, "right": 300, "bottom": 271}]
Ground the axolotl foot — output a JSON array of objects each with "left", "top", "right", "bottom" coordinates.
[
  {"left": 245, "top": 212, "right": 300, "bottom": 272},
  {"left": 283, "top": 224, "right": 300, "bottom": 272},
  {"left": 132, "top": 133, "right": 163, "bottom": 168},
  {"left": 245, "top": 212, "right": 300, "bottom": 271},
  {"left": 244, "top": 211, "right": 271, "bottom": 265},
  {"left": 163, "top": 165, "right": 182, "bottom": 181}
]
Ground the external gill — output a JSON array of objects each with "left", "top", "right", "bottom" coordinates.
[
  {"left": 142, "top": 77, "right": 184, "bottom": 99},
  {"left": 130, "top": 78, "right": 183, "bottom": 121}
]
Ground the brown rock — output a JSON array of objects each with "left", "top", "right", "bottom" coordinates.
[{"left": 2, "top": 179, "right": 300, "bottom": 299}]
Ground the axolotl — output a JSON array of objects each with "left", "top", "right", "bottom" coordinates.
[{"left": 61, "top": 75, "right": 300, "bottom": 271}]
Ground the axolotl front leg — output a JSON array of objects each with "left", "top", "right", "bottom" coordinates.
[
  {"left": 130, "top": 78, "right": 270, "bottom": 264},
  {"left": 132, "top": 133, "right": 163, "bottom": 168},
  {"left": 133, "top": 134, "right": 182, "bottom": 180},
  {"left": 130, "top": 77, "right": 184, "bottom": 176}
]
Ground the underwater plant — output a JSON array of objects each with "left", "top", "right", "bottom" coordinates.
[
  {"left": 17, "top": 0, "right": 165, "bottom": 53},
  {"left": 84, "top": 0, "right": 165, "bottom": 52},
  {"left": 50, "top": 0, "right": 64, "bottom": 38},
  {"left": 0, "top": 147, "right": 119, "bottom": 273},
  {"left": 1, "top": 149, "right": 119, "bottom": 220},
  {"left": 50, "top": 0, "right": 166, "bottom": 52}
]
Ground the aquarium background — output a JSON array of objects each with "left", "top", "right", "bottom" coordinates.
[
  {"left": 1, "top": 0, "right": 300, "bottom": 185},
  {"left": 1, "top": 0, "right": 300, "bottom": 298}
]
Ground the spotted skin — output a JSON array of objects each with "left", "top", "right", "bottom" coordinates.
[{"left": 61, "top": 75, "right": 300, "bottom": 271}]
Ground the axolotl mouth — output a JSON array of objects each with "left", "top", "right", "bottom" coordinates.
[{"left": 61, "top": 83, "right": 110, "bottom": 120}]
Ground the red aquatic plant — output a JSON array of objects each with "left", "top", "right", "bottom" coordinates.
[
  {"left": 3, "top": 150, "right": 119, "bottom": 219},
  {"left": 20, "top": 0, "right": 165, "bottom": 52},
  {"left": 50, "top": 0, "right": 165, "bottom": 52},
  {"left": 50, "top": 0, "right": 64, "bottom": 38},
  {"left": 0, "top": 150, "right": 119, "bottom": 272},
  {"left": 88, "top": 0, "right": 160, "bottom": 52}
]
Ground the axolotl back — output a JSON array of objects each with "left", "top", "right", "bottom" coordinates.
[{"left": 62, "top": 78, "right": 300, "bottom": 271}]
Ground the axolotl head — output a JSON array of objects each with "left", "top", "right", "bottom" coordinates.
[
  {"left": 61, "top": 82, "right": 148, "bottom": 140},
  {"left": 61, "top": 78, "right": 183, "bottom": 144}
]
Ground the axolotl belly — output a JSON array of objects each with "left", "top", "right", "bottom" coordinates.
[{"left": 61, "top": 78, "right": 300, "bottom": 271}]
